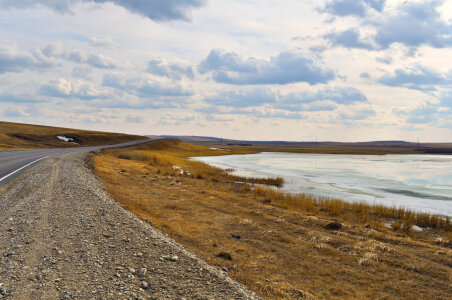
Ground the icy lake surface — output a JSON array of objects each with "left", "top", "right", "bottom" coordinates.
[{"left": 192, "top": 153, "right": 452, "bottom": 216}]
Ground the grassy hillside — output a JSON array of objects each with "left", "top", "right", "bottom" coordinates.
[{"left": 0, "top": 121, "right": 145, "bottom": 151}]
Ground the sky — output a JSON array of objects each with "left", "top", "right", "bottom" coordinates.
[{"left": 1, "top": 0, "right": 452, "bottom": 142}]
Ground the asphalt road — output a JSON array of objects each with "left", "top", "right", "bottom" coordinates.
[{"left": 0, "top": 139, "right": 150, "bottom": 189}]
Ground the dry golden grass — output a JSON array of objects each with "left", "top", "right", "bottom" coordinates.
[
  {"left": 93, "top": 139, "right": 452, "bottom": 300},
  {"left": 113, "top": 139, "right": 283, "bottom": 187},
  {"left": 0, "top": 121, "right": 144, "bottom": 151},
  {"left": 254, "top": 186, "right": 452, "bottom": 231}
]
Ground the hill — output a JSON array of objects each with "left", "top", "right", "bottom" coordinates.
[
  {"left": 148, "top": 135, "right": 452, "bottom": 155},
  {"left": 0, "top": 121, "right": 145, "bottom": 151}
]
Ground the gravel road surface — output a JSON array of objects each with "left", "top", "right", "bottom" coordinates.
[{"left": 0, "top": 151, "right": 259, "bottom": 300}]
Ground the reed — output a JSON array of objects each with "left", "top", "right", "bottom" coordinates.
[{"left": 254, "top": 186, "right": 452, "bottom": 231}]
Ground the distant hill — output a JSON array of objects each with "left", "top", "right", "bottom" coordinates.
[
  {"left": 0, "top": 121, "right": 145, "bottom": 151},
  {"left": 147, "top": 135, "right": 225, "bottom": 143},
  {"left": 147, "top": 135, "right": 421, "bottom": 147}
]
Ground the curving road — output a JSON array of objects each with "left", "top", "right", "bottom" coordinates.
[{"left": 0, "top": 139, "right": 150, "bottom": 189}]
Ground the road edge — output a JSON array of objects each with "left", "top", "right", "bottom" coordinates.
[{"left": 85, "top": 150, "right": 262, "bottom": 299}]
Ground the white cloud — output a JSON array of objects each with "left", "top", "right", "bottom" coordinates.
[
  {"left": 0, "top": 0, "right": 206, "bottom": 21},
  {"left": 158, "top": 112, "right": 197, "bottom": 125},
  {"left": 41, "top": 42, "right": 122, "bottom": 69},
  {"left": 0, "top": 0, "right": 451, "bottom": 141},
  {"left": 39, "top": 78, "right": 109, "bottom": 100},
  {"left": 103, "top": 73, "right": 193, "bottom": 98},
  {"left": 199, "top": 49, "right": 336, "bottom": 85},
  {"left": 89, "top": 37, "right": 118, "bottom": 48},
  {"left": 0, "top": 43, "right": 53, "bottom": 73},
  {"left": 2, "top": 106, "right": 32, "bottom": 118},
  {"left": 147, "top": 58, "right": 194, "bottom": 80},
  {"left": 322, "top": 1, "right": 452, "bottom": 51}
]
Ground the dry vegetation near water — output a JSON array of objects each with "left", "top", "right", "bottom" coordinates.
[
  {"left": 197, "top": 141, "right": 452, "bottom": 155},
  {"left": 0, "top": 121, "right": 144, "bottom": 151},
  {"left": 254, "top": 186, "right": 452, "bottom": 231},
  {"left": 93, "top": 139, "right": 452, "bottom": 299},
  {"left": 117, "top": 139, "right": 283, "bottom": 186}
]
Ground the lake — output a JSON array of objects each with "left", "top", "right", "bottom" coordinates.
[{"left": 192, "top": 153, "right": 452, "bottom": 216}]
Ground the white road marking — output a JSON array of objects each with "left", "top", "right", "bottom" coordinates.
[{"left": 0, "top": 155, "right": 52, "bottom": 183}]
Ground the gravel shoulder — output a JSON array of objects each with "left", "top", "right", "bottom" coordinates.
[{"left": 0, "top": 151, "right": 259, "bottom": 299}]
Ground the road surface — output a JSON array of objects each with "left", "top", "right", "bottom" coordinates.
[
  {"left": 0, "top": 140, "right": 149, "bottom": 189},
  {"left": 0, "top": 147, "right": 258, "bottom": 299}
]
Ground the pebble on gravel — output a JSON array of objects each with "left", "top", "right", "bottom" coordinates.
[
  {"left": 171, "top": 255, "right": 179, "bottom": 262},
  {"left": 138, "top": 268, "right": 147, "bottom": 277},
  {"left": 140, "top": 281, "right": 150, "bottom": 290}
]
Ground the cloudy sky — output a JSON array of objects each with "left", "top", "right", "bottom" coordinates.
[{"left": 1, "top": 0, "right": 452, "bottom": 142}]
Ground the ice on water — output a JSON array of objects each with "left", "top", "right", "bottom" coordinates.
[{"left": 192, "top": 153, "right": 452, "bottom": 216}]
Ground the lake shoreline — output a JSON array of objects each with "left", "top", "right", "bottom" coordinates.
[
  {"left": 193, "top": 152, "right": 452, "bottom": 217},
  {"left": 93, "top": 139, "right": 452, "bottom": 299}
]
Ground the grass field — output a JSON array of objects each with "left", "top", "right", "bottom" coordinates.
[
  {"left": 93, "top": 139, "right": 452, "bottom": 299},
  {"left": 0, "top": 121, "right": 145, "bottom": 151}
]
